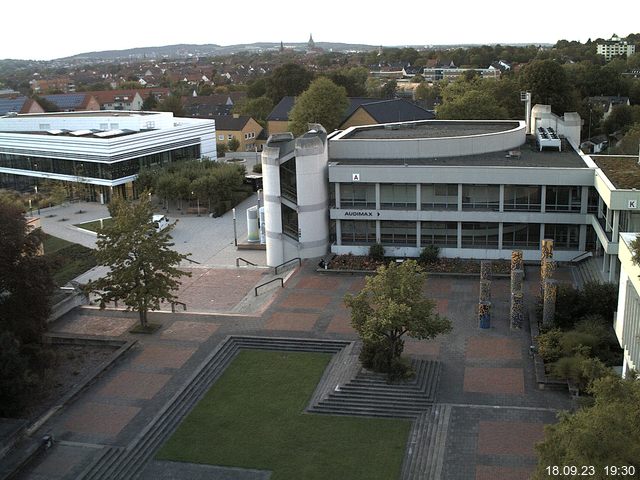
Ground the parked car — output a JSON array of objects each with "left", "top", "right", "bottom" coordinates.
[{"left": 152, "top": 214, "right": 170, "bottom": 231}]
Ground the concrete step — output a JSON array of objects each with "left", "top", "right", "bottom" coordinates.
[{"left": 310, "top": 404, "right": 422, "bottom": 419}]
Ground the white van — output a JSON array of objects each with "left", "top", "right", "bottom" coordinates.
[{"left": 152, "top": 214, "right": 170, "bottom": 231}]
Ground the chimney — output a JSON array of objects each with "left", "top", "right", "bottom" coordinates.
[{"left": 233, "top": 113, "right": 240, "bottom": 119}]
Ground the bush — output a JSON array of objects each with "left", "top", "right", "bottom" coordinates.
[
  {"left": 536, "top": 328, "right": 563, "bottom": 363},
  {"left": 359, "top": 339, "right": 414, "bottom": 381},
  {"left": 369, "top": 243, "right": 385, "bottom": 262},
  {"left": 419, "top": 245, "right": 440, "bottom": 265},
  {"left": 559, "top": 331, "right": 600, "bottom": 356},
  {"left": 551, "top": 355, "right": 613, "bottom": 392},
  {"left": 545, "top": 281, "right": 618, "bottom": 330},
  {"left": 252, "top": 163, "right": 262, "bottom": 174}
]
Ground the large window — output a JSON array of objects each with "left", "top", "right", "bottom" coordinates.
[
  {"left": 279, "top": 158, "right": 297, "bottom": 203},
  {"left": 503, "top": 186, "right": 541, "bottom": 212},
  {"left": 421, "top": 184, "right": 458, "bottom": 210},
  {"left": 380, "top": 221, "right": 416, "bottom": 245},
  {"left": 340, "top": 183, "right": 376, "bottom": 209},
  {"left": 380, "top": 184, "right": 416, "bottom": 210},
  {"left": 545, "top": 186, "right": 581, "bottom": 212},
  {"left": 544, "top": 224, "right": 579, "bottom": 250},
  {"left": 502, "top": 223, "right": 540, "bottom": 249},
  {"left": 421, "top": 222, "right": 458, "bottom": 247},
  {"left": 340, "top": 220, "right": 376, "bottom": 245},
  {"left": 461, "top": 222, "right": 499, "bottom": 248},
  {"left": 587, "top": 187, "right": 599, "bottom": 214},
  {"left": 462, "top": 185, "right": 499, "bottom": 211},
  {"left": 281, "top": 204, "right": 298, "bottom": 239}
]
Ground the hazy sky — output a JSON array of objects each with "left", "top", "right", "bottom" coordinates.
[{"left": 3, "top": 0, "right": 639, "bottom": 61}]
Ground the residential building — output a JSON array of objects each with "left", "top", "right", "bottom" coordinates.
[
  {"left": 0, "top": 111, "right": 216, "bottom": 202},
  {"left": 597, "top": 34, "right": 636, "bottom": 61},
  {"left": 339, "top": 99, "right": 435, "bottom": 130},
  {"left": 212, "top": 114, "right": 263, "bottom": 152},
  {"left": 588, "top": 96, "right": 631, "bottom": 120},
  {"left": 0, "top": 97, "right": 44, "bottom": 116},
  {"left": 41, "top": 93, "right": 100, "bottom": 112},
  {"left": 183, "top": 93, "right": 247, "bottom": 118},
  {"left": 84, "top": 90, "right": 145, "bottom": 111},
  {"left": 422, "top": 66, "right": 500, "bottom": 82},
  {"left": 30, "top": 76, "right": 75, "bottom": 94}
]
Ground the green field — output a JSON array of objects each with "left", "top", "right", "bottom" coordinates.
[
  {"left": 157, "top": 350, "right": 411, "bottom": 480},
  {"left": 42, "top": 234, "right": 96, "bottom": 287},
  {"left": 74, "top": 217, "right": 112, "bottom": 232}
]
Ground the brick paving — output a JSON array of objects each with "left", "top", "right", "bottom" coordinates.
[{"left": 16, "top": 262, "right": 577, "bottom": 480}]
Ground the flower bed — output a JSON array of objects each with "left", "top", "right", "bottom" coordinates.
[{"left": 327, "top": 254, "right": 510, "bottom": 275}]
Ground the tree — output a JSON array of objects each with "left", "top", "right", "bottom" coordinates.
[
  {"left": 88, "top": 195, "right": 191, "bottom": 328},
  {"left": 344, "top": 260, "right": 452, "bottom": 376},
  {"left": 533, "top": 375, "right": 640, "bottom": 479},
  {"left": 612, "top": 123, "right": 640, "bottom": 154},
  {"left": 380, "top": 80, "right": 397, "bottom": 99},
  {"left": 141, "top": 93, "right": 158, "bottom": 110},
  {"left": 233, "top": 95, "right": 273, "bottom": 123},
  {"left": 519, "top": 59, "right": 578, "bottom": 114},
  {"left": 227, "top": 137, "right": 240, "bottom": 152},
  {"left": 288, "top": 78, "right": 349, "bottom": 136},
  {"left": 216, "top": 142, "right": 228, "bottom": 158},
  {"left": 158, "top": 94, "right": 184, "bottom": 117},
  {"left": 266, "top": 63, "right": 314, "bottom": 103}
]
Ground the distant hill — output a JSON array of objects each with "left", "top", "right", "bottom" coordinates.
[{"left": 58, "top": 42, "right": 381, "bottom": 61}]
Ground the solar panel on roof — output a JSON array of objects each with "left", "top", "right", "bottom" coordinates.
[
  {"left": 47, "top": 129, "right": 64, "bottom": 135},
  {"left": 43, "top": 94, "right": 86, "bottom": 109},
  {"left": 69, "top": 129, "right": 93, "bottom": 136},
  {"left": 0, "top": 97, "right": 26, "bottom": 115},
  {"left": 94, "top": 129, "right": 124, "bottom": 138}
]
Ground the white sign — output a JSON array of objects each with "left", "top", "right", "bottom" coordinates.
[
  {"left": 352, "top": 173, "right": 360, "bottom": 182},
  {"left": 629, "top": 199, "right": 638, "bottom": 209}
]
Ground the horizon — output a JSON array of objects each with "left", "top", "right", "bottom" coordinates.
[{"left": 3, "top": 0, "right": 638, "bottom": 61}]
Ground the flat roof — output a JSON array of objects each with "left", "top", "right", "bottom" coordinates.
[
  {"left": 6, "top": 111, "right": 159, "bottom": 118},
  {"left": 592, "top": 155, "right": 640, "bottom": 189},
  {"left": 331, "top": 136, "right": 588, "bottom": 169},
  {"left": 341, "top": 121, "right": 521, "bottom": 140}
]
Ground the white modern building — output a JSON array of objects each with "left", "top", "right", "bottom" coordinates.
[
  {"left": 597, "top": 34, "right": 636, "bottom": 61},
  {"left": 0, "top": 111, "right": 216, "bottom": 201},
  {"left": 615, "top": 233, "right": 640, "bottom": 377}
]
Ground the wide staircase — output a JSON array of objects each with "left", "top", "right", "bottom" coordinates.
[{"left": 572, "top": 256, "right": 606, "bottom": 287}]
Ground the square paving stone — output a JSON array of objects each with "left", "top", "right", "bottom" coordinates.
[
  {"left": 466, "top": 337, "right": 522, "bottom": 360},
  {"left": 463, "top": 367, "right": 524, "bottom": 394},
  {"left": 64, "top": 403, "right": 140, "bottom": 437},
  {"left": 264, "top": 312, "right": 319, "bottom": 331},
  {"left": 56, "top": 316, "right": 137, "bottom": 337},
  {"left": 404, "top": 340, "right": 441, "bottom": 357},
  {"left": 160, "top": 321, "right": 219, "bottom": 341},
  {"left": 347, "top": 277, "right": 366, "bottom": 292},
  {"left": 26, "top": 444, "right": 95, "bottom": 478},
  {"left": 295, "top": 276, "right": 341, "bottom": 290},
  {"left": 476, "top": 465, "right": 534, "bottom": 480},
  {"left": 280, "top": 293, "right": 332, "bottom": 309},
  {"left": 131, "top": 344, "right": 196, "bottom": 369},
  {"left": 99, "top": 370, "right": 171, "bottom": 399},
  {"left": 477, "top": 421, "right": 545, "bottom": 456},
  {"left": 326, "top": 313, "right": 356, "bottom": 334}
]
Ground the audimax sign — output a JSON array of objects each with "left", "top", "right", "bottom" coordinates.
[{"left": 343, "top": 211, "right": 381, "bottom": 217}]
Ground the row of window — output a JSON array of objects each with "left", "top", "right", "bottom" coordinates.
[
  {"left": 339, "top": 221, "right": 580, "bottom": 250},
  {"left": 216, "top": 132, "right": 256, "bottom": 141},
  {"left": 336, "top": 183, "right": 598, "bottom": 213}
]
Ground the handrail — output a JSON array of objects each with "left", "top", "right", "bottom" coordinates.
[
  {"left": 569, "top": 251, "right": 593, "bottom": 263},
  {"left": 255, "top": 277, "right": 284, "bottom": 296},
  {"left": 171, "top": 301, "right": 187, "bottom": 312},
  {"left": 185, "top": 257, "right": 201, "bottom": 264},
  {"left": 274, "top": 257, "right": 301, "bottom": 275},
  {"left": 236, "top": 257, "right": 258, "bottom": 267}
]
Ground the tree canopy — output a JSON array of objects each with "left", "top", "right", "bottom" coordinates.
[
  {"left": 519, "top": 59, "right": 578, "bottom": 114},
  {"left": 266, "top": 63, "right": 314, "bottom": 104},
  {"left": 288, "top": 77, "right": 349, "bottom": 136},
  {"left": 88, "top": 195, "right": 191, "bottom": 328}
]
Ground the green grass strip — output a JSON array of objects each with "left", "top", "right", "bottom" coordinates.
[{"left": 157, "top": 350, "right": 411, "bottom": 480}]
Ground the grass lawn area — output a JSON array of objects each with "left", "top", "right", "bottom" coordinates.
[
  {"left": 42, "top": 234, "right": 96, "bottom": 287},
  {"left": 74, "top": 217, "right": 112, "bottom": 232},
  {"left": 157, "top": 350, "right": 411, "bottom": 480}
]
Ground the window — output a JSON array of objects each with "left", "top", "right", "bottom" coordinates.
[
  {"left": 218, "top": 135, "right": 224, "bottom": 141},
  {"left": 341, "top": 220, "right": 376, "bottom": 245},
  {"left": 380, "top": 221, "right": 416, "bottom": 245},
  {"left": 38, "top": 124, "right": 50, "bottom": 130},
  {"left": 462, "top": 185, "right": 499, "bottom": 211},
  {"left": 228, "top": 134, "right": 233, "bottom": 140},
  {"left": 279, "top": 158, "right": 297, "bottom": 202},
  {"left": 461, "top": 223, "right": 499, "bottom": 248},
  {"left": 421, "top": 222, "right": 457, "bottom": 247},
  {"left": 545, "top": 186, "right": 581, "bottom": 212},
  {"left": 587, "top": 187, "right": 599, "bottom": 214},
  {"left": 544, "top": 224, "right": 579, "bottom": 249},
  {"left": 503, "top": 186, "right": 541, "bottom": 211},
  {"left": 340, "top": 183, "right": 376, "bottom": 209},
  {"left": 502, "top": 223, "right": 540, "bottom": 249},
  {"left": 281, "top": 204, "right": 298, "bottom": 239},
  {"left": 421, "top": 184, "right": 458, "bottom": 210},
  {"left": 380, "top": 184, "right": 416, "bottom": 210}
]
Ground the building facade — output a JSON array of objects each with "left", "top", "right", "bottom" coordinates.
[
  {"left": 0, "top": 111, "right": 216, "bottom": 202},
  {"left": 597, "top": 34, "right": 636, "bottom": 61}
]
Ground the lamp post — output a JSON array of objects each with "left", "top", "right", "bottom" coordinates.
[
  {"left": 233, "top": 207, "right": 237, "bottom": 246},
  {"left": 191, "top": 191, "right": 200, "bottom": 216}
]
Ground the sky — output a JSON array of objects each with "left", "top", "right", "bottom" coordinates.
[{"left": 3, "top": 0, "right": 639, "bottom": 61}]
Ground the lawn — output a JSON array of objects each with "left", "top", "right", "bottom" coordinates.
[
  {"left": 157, "top": 350, "right": 411, "bottom": 480},
  {"left": 42, "top": 234, "right": 96, "bottom": 287},
  {"left": 74, "top": 217, "right": 112, "bottom": 232}
]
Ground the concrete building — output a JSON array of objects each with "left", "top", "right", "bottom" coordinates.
[
  {"left": 0, "top": 110, "right": 216, "bottom": 201},
  {"left": 597, "top": 34, "right": 636, "bottom": 61},
  {"left": 212, "top": 115, "right": 263, "bottom": 152},
  {"left": 615, "top": 233, "right": 640, "bottom": 377}
]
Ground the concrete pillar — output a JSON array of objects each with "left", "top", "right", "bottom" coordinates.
[
  {"left": 457, "top": 184, "right": 463, "bottom": 211},
  {"left": 511, "top": 250, "right": 524, "bottom": 272},
  {"left": 375, "top": 183, "right": 381, "bottom": 210},
  {"left": 540, "top": 185, "right": 546, "bottom": 213},
  {"left": 498, "top": 222, "right": 504, "bottom": 250},
  {"left": 416, "top": 184, "right": 421, "bottom": 211},
  {"left": 335, "top": 219, "right": 342, "bottom": 246},
  {"left": 499, "top": 184, "right": 505, "bottom": 212},
  {"left": 334, "top": 183, "right": 341, "bottom": 208},
  {"left": 479, "top": 280, "right": 491, "bottom": 303},
  {"left": 480, "top": 260, "right": 492, "bottom": 281},
  {"left": 605, "top": 208, "right": 612, "bottom": 232},
  {"left": 457, "top": 222, "right": 462, "bottom": 249},
  {"left": 579, "top": 224, "right": 587, "bottom": 251},
  {"left": 510, "top": 292, "right": 524, "bottom": 330},
  {"left": 416, "top": 221, "right": 421, "bottom": 248},
  {"left": 580, "top": 186, "right": 589, "bottom": 214},
  {"left": 613, "top": 210, "right": 620, "bottom": 241},
  {"left": 511, "top": 269, "right": 524, "bottom": 294},
  {"left": 609, "top": 256, "right": 618, "bottom": 283},
  {"left": 478, "top": 301, "right": 491, "bottom": 329},
  {"left": 542, "top": 279, "right": 558, "bottom": 327}
]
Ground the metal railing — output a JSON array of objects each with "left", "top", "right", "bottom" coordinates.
[
  {"left": 185, "top": 257, "right": 201, "bottom": 264},
  {"left": 255, "top": 278, "right": 284, "bottom": 296},
  {"left": 569, "top": 251, "right": 593, "bottom": 263},
  {"left": 274, "top": 257, "right": 301, "bottom": 275},
  {"left": 236, "top": 257, "right": 258, "bottom": 267},
  {"left": 171, "top": 301, "right": 187, "bottom": 312}
]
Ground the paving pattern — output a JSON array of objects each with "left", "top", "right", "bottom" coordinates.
[{"left": 12, "top": 261, "right": 575, "bottom": 480}]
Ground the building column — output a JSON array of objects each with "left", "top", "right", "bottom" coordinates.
[
  {"left": 457, "top": 222, "right": 462, "bottom": 249},
  {"left": 597, "top": 196, "right": 604, "bottom": 219},
  {"left": 415, "top": 184, "right": 421, "bottom": 212},
  {"left": 579, "top": 224, "right": 587, "bottom": 251},
  {"left": 580, "top": 186, "right": 589, "bottom": 214},
  {"left": 613, "top": 210, "right": 620, "bottom": 241},
  {"left": 498, "top": 222, "right": 504, "bottom": 250},
  {"left": 602, "top": 253, "right": 609, "bottom": 274},
  {"left": 457, "top": 184, "right": 463, "bottom": 211},
  {"left": 335, "top": 219, "right": 342, "bottom": 246},
  {"left": 499, "top": 185, "right": 504, "bottom": 212},
  {"left": 540, "top": 185, "right": 546, "bottom": 213},
  {"left": 416, "top": 221, "right": 421, "bottom": 249},
  {"left": 539, "top": 224, "right": 545, "bottom": 250},
  {"left": 334, "top": 183, "right": 341, "bottom": 209},
  {"left": 609, "top": 256, "right": 618, "bottom": 283},
  {"left": 606, "top": 208, "right": 613, "bottom": 233},
  {"left": 376, "top": 220, "right": 381, "bottom": 244},
  {"left": 375, "top": 183, "right": 381, "bottom": 210}
]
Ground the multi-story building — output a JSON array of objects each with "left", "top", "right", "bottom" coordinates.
[
  {"left": 84, "top": 90, "right": 145, "bottom": 111},
  {"left": 615, "top": 233, "right": 640, "bottom": 377},
  {"left": 597, "top": 34, "right": 636, "bottom": 61},
  {"left": 212, "top": 114, "right": 263, "bottom": 152},
  {"left": 0, "top": 111, "right": 216, "bottom": 202}
]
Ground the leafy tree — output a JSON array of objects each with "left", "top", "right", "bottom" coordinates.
[
  {"left": 415, "top": 82, "right": 440, "bottom": 107},
  {"left": 344, "top": 260, "right": 452, "bottom": 376},
  {"left": 266, "top": 63, "right": 314, "bottom": 103},
  {"left": 519, "top": 59, "right": 578, "bottom": 114},
  {"left": 247, "top": 77, "right": 269, "bottom": 98},
  {"left": 533, "top": 375, "right": 640, "bottom": 479},
  {"left": 438, "top": 87, "right": 508, "bottom": 120},
  {"left": 288, "top": 78, "right": 349, "bottom": 136},
  {"left": 326, "top": 66, "right": 369, "bottom": 97},
  {"left": 603, "top": 105, "right": 640, "bottom": 135},
  {"left": 88, "top": 195, "right": 191, "bottom": 328},
  {"left": 158, "top": 94, "right": 184, "bottom": 117},
  {"left": 233, "top": 95, "right": 273, "bottom": 123},
  {"left": 141, "top": 93, "right": 158, "bottom": 110},
  {"left": 227, "top": 137, "right": 240, "bottom": 152},
  {"left": 612, "top": 123, "right": 640, "bottom": 154},
  {"left": 216, "top": 142, "right": 228, "bottom": 158},
  {"left": 380, "top": 80, "right": 397, "bottom": 99}
]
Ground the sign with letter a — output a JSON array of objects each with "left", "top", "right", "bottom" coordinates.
[{"left": 352, "top": 173, "right": 360, "bottom": 182}]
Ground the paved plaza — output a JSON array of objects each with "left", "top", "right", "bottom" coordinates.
[{"left": 12, "top": 260, "right": 574, "bottom": 480}]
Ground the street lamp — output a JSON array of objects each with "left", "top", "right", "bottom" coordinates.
[
  {"left": 191, "top": 191, "right": 200, "bottom": 216},
  {"left": 233, "top": 207, "right": 237, "bottom": 246}
]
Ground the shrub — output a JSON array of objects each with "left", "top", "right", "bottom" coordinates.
[
  {"left": 359, "top": 339, "right": 414, "bottom": 381},
  {"left": 252, "top": 163, "right": 262, "bottom": 174},
  {"left": 546, "top": 282, "right": 618, "bottom": 330},
  {"left": 536, "top": 328, "right": 563, "bottom": 363},
  {"left": 551, "top": 355, "right": 613, "bottom": 392},
  {"left": 419, "top": 245, "right": 440, "bottom": 265},
  {"left": 559, "top": 331, "right": 600, "bottom": 356},
  {"left": 369, "top": 243, "right": 385, "bottom": 262}
]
